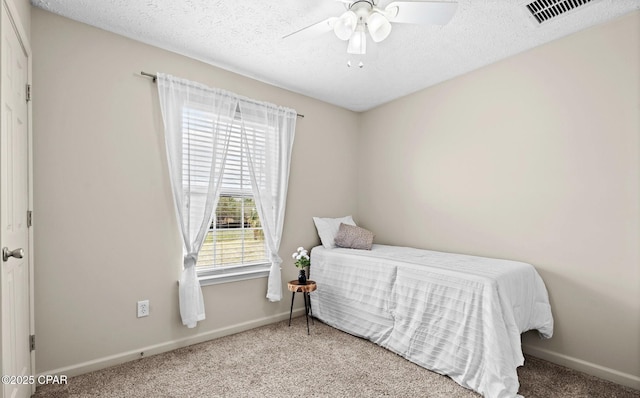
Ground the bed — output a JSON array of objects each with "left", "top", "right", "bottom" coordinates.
[{"left": 309, "top": 244, "right": 553, "bottom": 398}]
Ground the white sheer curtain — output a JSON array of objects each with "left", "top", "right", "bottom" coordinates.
[
  {"left": 157, "top": 73, "right": 297, "bottom": 326},
  {"left": 238, "top": 102, "right": 297, "bottom": 302},
  {"left": 157, "top": 73, "right": 237, "bottom": 328}
]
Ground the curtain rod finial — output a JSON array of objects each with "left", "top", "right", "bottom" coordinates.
[{"left": 141, "top": 71, "right": 157, "bottom": 82}]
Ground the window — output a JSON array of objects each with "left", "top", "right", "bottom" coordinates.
[
  {"left": 158, "top": 72, "right": 296, "bottom": 323},
  {"left": 182, "top": 106, "right": 270, "bottom": 284}
]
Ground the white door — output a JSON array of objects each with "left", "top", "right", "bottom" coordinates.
[{"left": 1, "top": 3, "right": 32, "bottom": 398}]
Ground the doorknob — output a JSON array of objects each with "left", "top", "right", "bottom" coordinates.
[{"left": 2, "top": 247, "right": 24, "bottom": 262}]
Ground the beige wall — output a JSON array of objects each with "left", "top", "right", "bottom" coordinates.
[
  {"left": 31, "top": 8, "right": 359, "bottom": 374},
  {"left": 359, "top": 12, "right": 639, "bottom": 387}
]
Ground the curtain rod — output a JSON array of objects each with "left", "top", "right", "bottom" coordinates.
[{"left": 141, "top": 71, "right": 304, "bottom": 118}]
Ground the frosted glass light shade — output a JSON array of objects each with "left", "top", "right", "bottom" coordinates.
[
  {"left": 334, "top": 10, "right": 358, "bottom": 40},
  {"left": 347, "top": 28, "right": 366, "bottom": 54},
  {"left": 367, "top": 12, "right": 392, "bottom": 43}
]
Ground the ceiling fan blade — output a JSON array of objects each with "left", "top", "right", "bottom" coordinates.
[
  {"left": 282, "top": 17, "right": 338, "bottom": 40},
  {"left": 385, "top": 1, "right": 458, "bottom": 25}
]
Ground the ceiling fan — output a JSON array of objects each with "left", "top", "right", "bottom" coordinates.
[{"left": 283, "top": 0, "right": 458, "bottom": 56}]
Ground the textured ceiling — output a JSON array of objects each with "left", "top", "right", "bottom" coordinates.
[{"left": 31, "top": 0, "right": 640, "bottom": 112}]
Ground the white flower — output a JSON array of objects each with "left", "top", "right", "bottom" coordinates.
[
  {"left": 292, "top": 253, "right": 297, "bottom": 259},
  {"left": 296, "top": 254, "right": 302, "bottom": 260},
  {"left": 297, "top": 246, "right": 304, "bottom": 252}
]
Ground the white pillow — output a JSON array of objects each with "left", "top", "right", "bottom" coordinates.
[{"left": 313, "top": 215, "right": 357, "bottom": 249}]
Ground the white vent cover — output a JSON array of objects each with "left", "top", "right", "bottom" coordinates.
[{"left": 525, "top": 0, "right": 594, "bottom": 24}]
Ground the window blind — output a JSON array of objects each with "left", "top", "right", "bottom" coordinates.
[{"left": 182, "top": 106, "right": 269, "bottom": 268}]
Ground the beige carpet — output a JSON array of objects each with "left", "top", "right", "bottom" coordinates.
[{"left": 34, "top": 317, "right": 639, "bottom": 397}]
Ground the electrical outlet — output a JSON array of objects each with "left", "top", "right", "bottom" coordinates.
[{"left": 137, "top": 300, "right": 150, "bottom": 318}]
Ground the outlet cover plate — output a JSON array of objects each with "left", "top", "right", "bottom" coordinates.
[{"left": 137, "top": 300, "right": 150, "bottom": 318}]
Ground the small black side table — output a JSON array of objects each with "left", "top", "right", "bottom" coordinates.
[{"left": 287, "top": 280, "right": 317, "bottom": 335}]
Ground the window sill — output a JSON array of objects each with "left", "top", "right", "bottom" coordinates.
[{"left": 198, "top": 263, "right": 271, "bottom": 286}]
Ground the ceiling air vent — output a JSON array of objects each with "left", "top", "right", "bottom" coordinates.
[{"left": 525, "top": 0, "right": 594, "bottom": 24}]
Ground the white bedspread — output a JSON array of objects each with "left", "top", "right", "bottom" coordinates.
[{"left": 310, "top": 244, "right": 553, "bottom": 398}]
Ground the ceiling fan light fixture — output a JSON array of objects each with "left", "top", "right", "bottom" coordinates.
[
  {"left": 334, "top": 10, "right": 358, "bottom": 40},
  {"left": 283, "top": 0, "right": 459, "bottom": 58},
  {"left": 367, "top": 12, "right": 392, "bottom": 43},
  {"left": 347, "top": 25, "right": 366, "bottom": 54}
]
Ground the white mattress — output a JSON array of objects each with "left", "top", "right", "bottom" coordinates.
[{"left": 309, "top": 244, "right": 553, "bottom": 398}]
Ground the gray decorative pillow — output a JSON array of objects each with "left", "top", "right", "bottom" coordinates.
[{"left": 334, "top": 223, "right": 374, "bottom": 250}]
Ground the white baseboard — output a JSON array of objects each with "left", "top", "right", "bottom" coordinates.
[
  {"left": 39, "top": 308, "right": 306, "bottom": 379},
  {"left": 523, "top": 344, "right": 640, "bottom": 390}
]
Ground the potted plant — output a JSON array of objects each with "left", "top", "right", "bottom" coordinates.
[{"left": 292, "top": 246, "right": 310, "bottom": 284}]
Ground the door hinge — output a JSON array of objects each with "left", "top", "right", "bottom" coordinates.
[
  {"left": 27, "top": 210, "right": 32, "bottom": 228},
  {"left": 30, "top": 334, "right": 35, "bottom": 351},
  {"left": 26, "top": 84, "right": 31, "bottom": 102}
]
